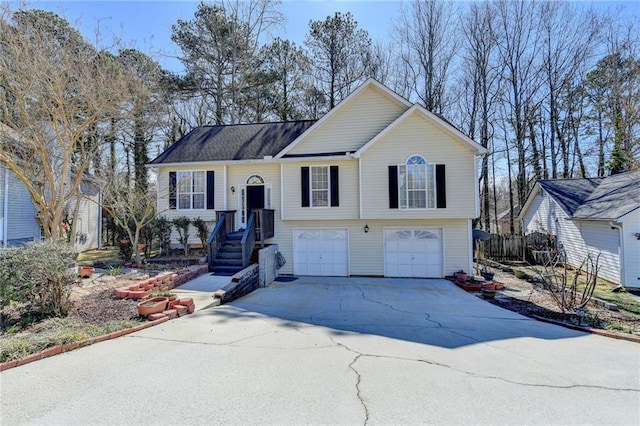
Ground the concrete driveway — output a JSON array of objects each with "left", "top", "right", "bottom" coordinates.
[{"left": 1, "top": 276, "right": 638, "bottom": 425}]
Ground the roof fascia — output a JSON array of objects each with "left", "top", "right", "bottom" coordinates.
[
  {"left": 274, "top": 78, "right": 413, "bottom": 159},
  {"left": 146, "top": 154, "right": 355, "bottom": 169},
  {"left": 354, "top": 104, "right": 487, "bottom": 158}
]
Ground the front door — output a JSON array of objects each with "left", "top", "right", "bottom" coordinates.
[{"left": 246, "top": 185, "right": 265, "bottom": 225}]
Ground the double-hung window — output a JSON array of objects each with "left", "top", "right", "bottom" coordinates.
[
  {"left": 398, "top": 155, "right": 435, "bottom": 209},
  {"left": 177, "top": 171, "right": 205, "bottom": 209},
  {"left": 310, "top": 166, "right": 329, "bottom": 207}
]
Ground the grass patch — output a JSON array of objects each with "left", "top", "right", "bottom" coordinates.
[
  {"left": 0, "top": 317, "right": 141, "bottom": 363},
  {"left": 77, "top": 248, "right": 120, "bottom": 266}
]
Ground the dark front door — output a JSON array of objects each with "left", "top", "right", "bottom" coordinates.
[{"left": 246, "top": 185, "right": 264, "bottom": 224}]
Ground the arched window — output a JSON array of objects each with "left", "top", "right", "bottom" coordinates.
[
  {"left": 398, "top": 155, "right": 435, "bottom": 209},
  {"left": 246, "top": 174, "right": 264, "bottom": 185}
]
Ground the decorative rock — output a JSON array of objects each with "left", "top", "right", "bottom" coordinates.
[
  {"left": 175, "top": 305, "right": 188, "bottom": 317},
  {"left": 163, "top": 309, "right": 178, "bottom": 319},
  {"left": 147, "top": 312, "right": 167, "bottom": 321},
  {"left": 178, "top": 297, "right": 193, "bottom": 307},
  {"left": 187, "top": 304, "right": 195, "bottom": 314}
]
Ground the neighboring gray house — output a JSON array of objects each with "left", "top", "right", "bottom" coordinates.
[
  {"left": 0, "top": 168, "right": 41, "bottom": 247},
  {"left": 519, "top": 171, "right": 640, "bottom": 288},
  {"left": 0, "top": 123, "right": 101, "bottom": 251}
]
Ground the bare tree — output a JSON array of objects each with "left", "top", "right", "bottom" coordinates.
[
  {"left": 459, "top": 1, "right": 501, "bottom": 230},
  {"left": 394, "top": 0, "right": 459, "bottom": 113},
  {"left": 0, "top": 8, "right": 126, "bottom": 240}
]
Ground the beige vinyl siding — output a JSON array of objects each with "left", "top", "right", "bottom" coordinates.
[
  {"left": 281, "top": 160, "right": 359, "bottom": 220},
  {"left": 275, "top": 218, "right": 470, "bottom": 276},
  {"left": 287, "top": 86, "right": 408, "bottom": 155},
  {"left": 361, "top": 112, "right": 477, "bottom": 219},
  {"left": 72, "top": 183, "right": 101, "bottom": 252},
  {"left": 157, "top": 165, "right": 224, "bottom": 247}
]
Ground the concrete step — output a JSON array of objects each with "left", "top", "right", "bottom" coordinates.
[
  {"left": 212, "top": 258, "right": 243, "bottom": 267},
  {"left": 210, "top": 265, "right": 244, "bottom": 275},
  {"left": 216, "top": 252, "right": 242, "bottom": 260}
]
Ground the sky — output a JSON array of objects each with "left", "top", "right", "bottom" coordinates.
[
  {"left": 15, "top": 0, "right": 640, "bottom": 74},
  {"left": 22, "top": 0, "right": 404, "bottom": 73}
]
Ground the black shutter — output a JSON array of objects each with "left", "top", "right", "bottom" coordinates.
[
  {"left": 388, "top": 165, "right": 398, "bottom": 209},
  {"left": 206, "top": 171, "right": 215, "bottom": 210},
  {"left": 330, "top": 166, "right": 339, "bottom": 207},
  {"left": 301, "top": 167, "right": 310, "bottom": 207},
  {"left": 436, "top": 164, "right": 446, "bottom": 208},
  {"left": 169, "top": 171, "right": 176, "bottom": 209}
]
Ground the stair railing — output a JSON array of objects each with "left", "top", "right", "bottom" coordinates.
[
  {"left": 253, "top": 208, "right": 275, "bottom": 247},
  {"left": 207, "top": 213, "right": 227, "bottom": 271},
  {"left": 241, "top": 211, "right": 256, "bottom": 267}
]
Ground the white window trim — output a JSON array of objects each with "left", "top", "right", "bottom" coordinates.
[
  {"left": 176, "top": 170, "right": 206, "bottom": 210},
  {"left": 310, "top": 165, "right": 331, "bottom": 208},
  {"left": 398, "top": 155, "right": 436, "bottom": 210}
]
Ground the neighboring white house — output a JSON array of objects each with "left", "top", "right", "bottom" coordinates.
[
  {"left": 519, "top": 171, "right": 640, "bottom": 288},
  {"left": 149, "top": 78, "right": 487, "bottom": 277}
]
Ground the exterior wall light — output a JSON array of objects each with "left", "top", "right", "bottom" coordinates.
[{"left": 364, "top": 224, "right": 369, "bottom": 233}]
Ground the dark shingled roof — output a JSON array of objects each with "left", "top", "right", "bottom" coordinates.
[
  {"left": 538, "top": 178, "right": 603, "bottom": 216},
  {"left": 538, "top": 171, "right": 640, "bottom": 220},
  {"left": 149, "top": 120, "right": 317, "bottom": 164},
  {"left": 573, "top": 171, "right": 640, "bottom": 220}
]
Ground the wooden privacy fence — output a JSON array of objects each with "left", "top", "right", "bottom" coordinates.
[{"left": 482, "top": 232, "right": 557, "bottom": 263}]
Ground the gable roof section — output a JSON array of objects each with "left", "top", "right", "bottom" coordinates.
[
  {"left": 520, "top": 171, "right": 640, "bottom": 221},
  {"left": 572, "top": 171, "right": 640, "bottom": 220},
  {"left": 537, "top": 178, "right": 603, "bottom": 216},
  {"left": 274, "top": 78, "right": 413, "bottom": 159},
  {"left": 354, "top": 104, "right": 487, "bottom": 157},
  {"left": 149, "top": 120, "right": 316, "bottom": 165}
]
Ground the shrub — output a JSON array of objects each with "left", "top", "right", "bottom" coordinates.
[
  {"left": 0, "top": 240, "right": 77, "bottom": 322},
  {"left": 154, "top": 217, "right": 172, "bottom": 255},
  {"left": 191, "top": 217, "right": 210, "bottom": 255},
  {"left": 172, "top": 216, "right": 191, "bottom": 256}
]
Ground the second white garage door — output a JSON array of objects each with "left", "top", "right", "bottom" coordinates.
[
  {"left": 384, "top": 228, "right": 443, "bottom": 278},
  {"left": 293, "top": 229, "right": 349, "bottom": 276}
]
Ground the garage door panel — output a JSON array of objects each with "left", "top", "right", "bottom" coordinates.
[
  {"left": 384, "top": 228, "right": 443, "bottom": 278},
  {"left": 294, "top": 229, "right": 348, "bottom": 276}
]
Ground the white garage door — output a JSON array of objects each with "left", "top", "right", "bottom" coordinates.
[
  {"left": 384, "top": 228, "right": 443, "bottom": 278},
  {"left": 293, "top": 229, "right": 349, "bottom": 276}
]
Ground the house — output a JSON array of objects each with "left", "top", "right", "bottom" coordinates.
[
  {"left": 0, "top": 123, "right": 101, "bottom": 251},
  {"left": 519, "top": 171, "right": 640, "bottom": 288},
  {"left": 0, "top": 167, "right": 41, "bottom": 247},
  {"left": 149, "top": 78, "right": 487, "bottom": 277}
]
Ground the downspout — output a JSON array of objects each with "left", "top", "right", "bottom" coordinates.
[
  {"left": 3, "top": 168, "right": 8, "bottom": 248},
  {"left": 609, "top": 221, "right": 625, "bottom": 288}
]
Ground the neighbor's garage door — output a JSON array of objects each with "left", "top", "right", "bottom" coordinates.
[
  {"left": 384, "top": 228, "right": 443, "bottom": 278},
  {"left": 293, "top": 229, "right": 349, "bottom": 276}
]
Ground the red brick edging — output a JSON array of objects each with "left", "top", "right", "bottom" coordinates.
[
  {"left": 0, "top": 316, "right": 170, "bottom": 372},
  {"left": 531, "top": 314, "right": 640, "bottom": 343}
]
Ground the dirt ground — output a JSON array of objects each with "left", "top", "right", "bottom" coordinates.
[
  {"left": 69, "top": 269, "right": 152, "bottom": 324},
  {"left": 482, "top": 267, "right": 640, "bottom": 336}
]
